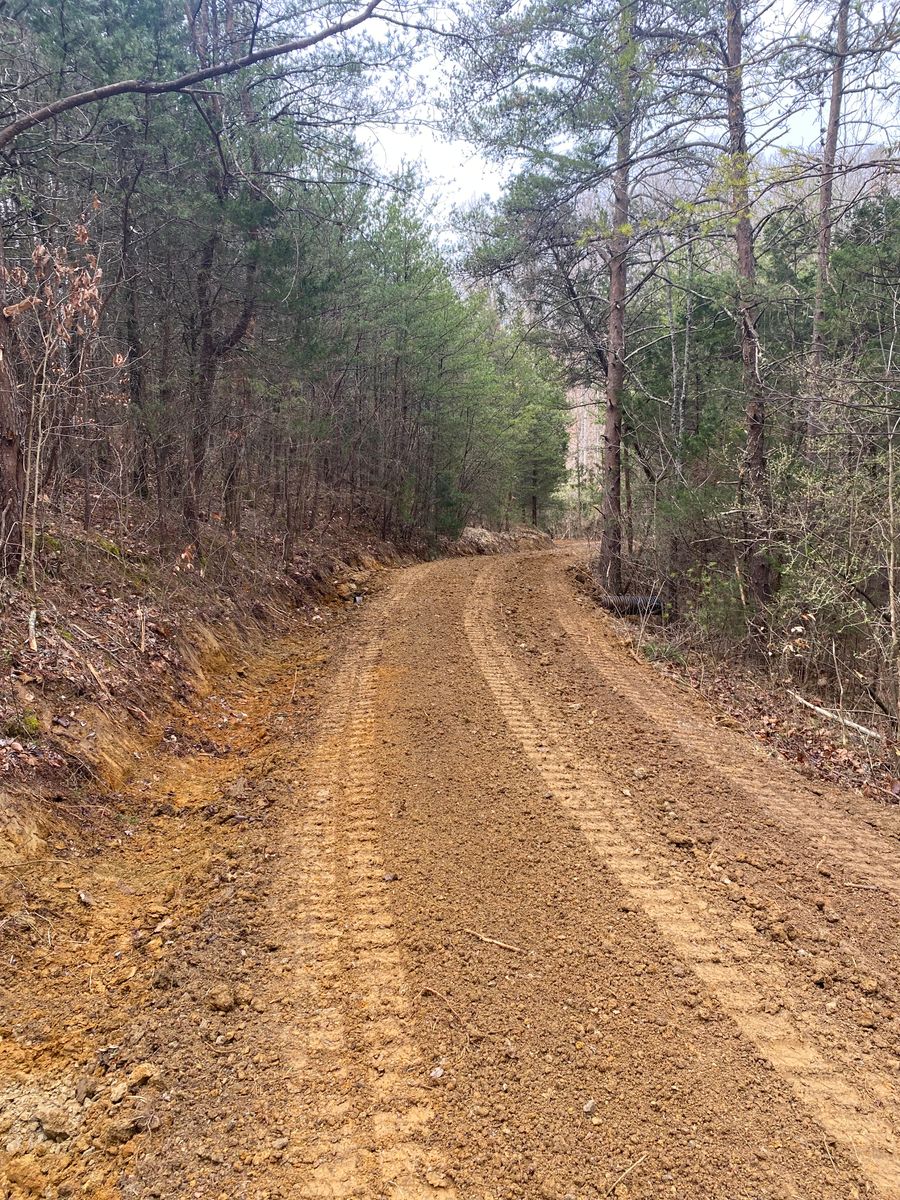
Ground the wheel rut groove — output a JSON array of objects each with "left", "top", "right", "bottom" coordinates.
[
  {"left": 547, "top": 562, "right": 900, "bottom": 905},
  {"left": 532, "top": 555, "right": 900, "bottom": 1005},
  {"left": 282, "top": 577, "right": 455, "bottom": 1198}
]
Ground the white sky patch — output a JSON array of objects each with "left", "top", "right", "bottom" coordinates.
[
  {"left": 359, "top": 39, "right": 505, "bottom": 230},
  {"left": 366, "top": 122, "right": 500, "bottom": 200}
]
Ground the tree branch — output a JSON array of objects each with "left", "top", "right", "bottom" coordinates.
[{"left": 0, "top": 0, "right": 383, "bottom": 151}]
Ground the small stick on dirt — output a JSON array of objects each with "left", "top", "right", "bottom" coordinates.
[
  {"left": 421, "top": 987, "right": 467, "bottom": 1030},
  {"left": 604, "top": 1152, "right": 648, "bottom": 1196},
  {"left": 28, "top": 608, "right": 38, "bottom": 651},
  {"left": 463, "top": 928, "right": 526, "bottom": 954},
  {"left": 842, "top": 880, "right": 884, "bottom": 891},
  {"left": 51, "top": 629, "right": 115, "bottom": 696},
  {"left": 822, "top": 1133, "right": 839, "bottom": 1173},
  {"left": 420, "top": 986, "right": 494, "bottom": 1043},
  {"left": 69, "top": 622, "right": 129, "bottom": 665},
  {"left": 85, "top": 661, "right": 112, "bottom": 698}
]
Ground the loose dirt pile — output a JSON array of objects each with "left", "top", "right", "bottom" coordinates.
[{"left": 455, "top": 527, "right": 553, "bottom": 555}]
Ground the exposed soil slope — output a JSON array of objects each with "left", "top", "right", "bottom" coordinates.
[{"left": 2, "top": 547, "right": 899, "bottom": 1199}]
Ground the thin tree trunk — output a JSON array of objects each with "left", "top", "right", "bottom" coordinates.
[
  {"left": 623, "top": 438, "right": 634, "bottom": 556},
  {"left": 596, "top": 6, "right": 633, "bottom": 594},
  {"left": 125, "top": 273, "right": 151, "bottom": 499},
  {"left": 0, "top": 227, "right": 25, "bottom": 576},
  {"left": 887, "top": 416, "right": 900, "bottom": 718},
  {"left": 0, "top": 311, "right": 24, "bottom": 576},
  {"left": 282, "top": 435, "right": 294, "bottom": 563},
  {"left": 676, "top": 235, "right": 694, "bottom": 475},
  {"left": 725, "top": 0, "right": 775, "bottom": 607},
  {"left": 808, "top": 0, "right": 850, "bottom": 444}
]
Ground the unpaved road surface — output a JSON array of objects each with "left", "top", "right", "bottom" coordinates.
[{"left": 3, "top": 548, "right": 900, "bottom": 1199}]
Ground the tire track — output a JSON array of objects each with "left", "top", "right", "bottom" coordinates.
[
  {"left": 525, "top": 555, "right": 900, "bottom": 996},
  {"left": 282, "top": 578, "right": 454, "bottom": 1198},
  {"left": 545, "top": 561, "right": 900, "bottom": 905},
  {"left": 464, "top": 556, "right": 900, "bottom": 1199}
]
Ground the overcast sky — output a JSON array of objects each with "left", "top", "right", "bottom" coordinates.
[{"left": 364, "top": 118, "right": 504, "bottom": 233}]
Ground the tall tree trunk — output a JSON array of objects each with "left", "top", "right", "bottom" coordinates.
[
  {"left": 124, "top": 257, "right": 151, "bottom": 498},
  {"left": 623, "top": 438, "right": 634, "bottom": 556},
  {"left": 0, "top": 312, "right": 24, "bottom": 575},
  {"left": 183, "top": 230, "right": 219, "bottom": 545},
  {"left": 725, "top": 0, "right": 775, "bottom": 607},
  {"left": 808, "top": 0, "right": 850, "bottom": 443},
  {"left": 595, "top": 6, "right": 633, "bottom": 594}
]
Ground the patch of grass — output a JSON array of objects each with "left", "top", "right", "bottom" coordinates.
[
  {"left": 639, "top": 640, "right": 686, "bottom": 666},
  {"left": 3, "top": 712, "right": 42, "bottom": 740},
  {"left": 95, "top": 536, "right": 124, "bottom": 560}
]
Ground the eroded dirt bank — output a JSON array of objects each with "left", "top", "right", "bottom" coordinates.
[{"left": 2, "top": 548, "right": 899, "bottom": 1199}]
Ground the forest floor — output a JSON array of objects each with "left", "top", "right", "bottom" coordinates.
[{"left": 2, "top": 545, "right": 900, "bottom": 1200}]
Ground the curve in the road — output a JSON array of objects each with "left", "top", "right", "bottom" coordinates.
[{"left": 546, "top": 559, "right": 900, "bottom": 905}]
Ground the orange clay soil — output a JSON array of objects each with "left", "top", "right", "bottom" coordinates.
[{"left": 2, "top": 546, "right": 899, "bottom": 1200}]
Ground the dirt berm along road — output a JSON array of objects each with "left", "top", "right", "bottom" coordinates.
[{"left": 5, "top": 547, "right": 900, "bottom": 1200}]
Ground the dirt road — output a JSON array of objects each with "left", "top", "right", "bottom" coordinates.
[{"left": 4, "top": 548, "right": 900, "bottom": 1199}]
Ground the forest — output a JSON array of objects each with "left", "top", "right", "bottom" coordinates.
[
  {"left": 0, "top": 0, "right": 570, "bottom": 582},
  {"left": 1, "top": 0, "right": 899, "bottom": 720}
]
